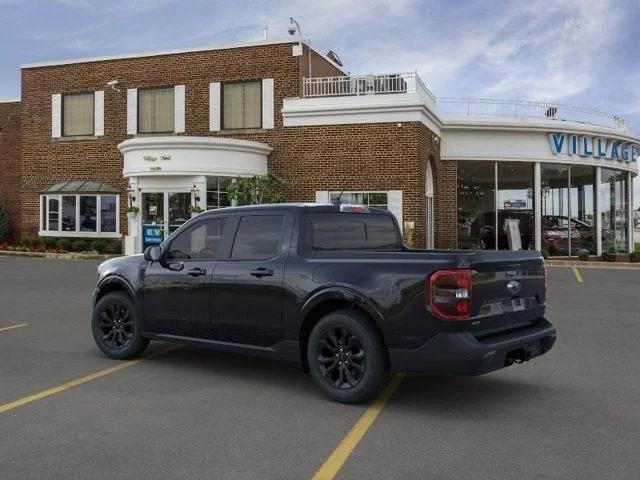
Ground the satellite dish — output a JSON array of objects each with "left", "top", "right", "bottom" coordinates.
[{"left": 326, "top": 50, "right": 343, "bottom": 67}]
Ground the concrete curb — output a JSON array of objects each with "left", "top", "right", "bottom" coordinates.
[
  {"left": 546, "top": 260, "right": 640, "bottom": 269},
  {"left": 0, "top": 250, "right": 121, "bottom": 260}
]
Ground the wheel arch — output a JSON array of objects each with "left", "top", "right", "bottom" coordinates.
[
  {"left": 298, "top": 288, "right": 388, "bottom": 371},
  {"left": 95, "top": 276, "right": 135, "bottom": 305}
]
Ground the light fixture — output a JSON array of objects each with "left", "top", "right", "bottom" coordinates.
[
  {"left": 126, "top": 184, "right": 136, "bottom": 203},
  {"left": 191, "top": 184, "right": 201, "bottom": 202},
  {"left": 288, "top": 17, "right": 312, "bottom": 77}
]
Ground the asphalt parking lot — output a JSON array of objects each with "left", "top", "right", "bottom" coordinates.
[{"left": 1, "top": 256, "right": 639, "bottom": 480}]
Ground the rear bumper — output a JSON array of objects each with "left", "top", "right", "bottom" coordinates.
[{"left": 388, "top": 318, "right": 556, "bottom": 375}]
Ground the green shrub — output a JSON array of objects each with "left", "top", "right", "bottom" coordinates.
[
  {"left": 577, "top": 249, "right": 590, "bottom": 261},
  {"left": 57, "top": 239, "right": 72, "bottom": 252},
  {"left": 90, "top": 240, "right": 106, "bottom": 253},
  {"left": 630, "top": 252, "right": 640, "bottom": 263},
  {"left": 106, "top": 239, "right": 122, "bottom": 254},
  {"left": 21, "top": 236, "right": 42, "bottom": 248},
  {"left": 40, "top": 237, "right": 58, "bottom": 249},
  {"left": 71, "top": 239, "right": 89, "bottom": 252},
  {"left": 603, "top": 245, "right": 617, "bottom": 262},
  {"left": 540, "top": 249, "right": 549, "bottom": 260}
]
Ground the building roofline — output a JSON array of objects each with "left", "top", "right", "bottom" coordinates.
[
  {"left": 20, "top": 38, "right": 346, "bottom": 73},
  {"left": 0, "top": 98, "right": 20, "bottom": 103}
]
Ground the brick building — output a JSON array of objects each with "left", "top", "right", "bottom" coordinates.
[{"left": 1, "top": 39, "right": 638, "bottom": 256}]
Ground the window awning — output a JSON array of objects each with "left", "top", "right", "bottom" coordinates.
[{"left": 41, "top": 180, "right": 120, "bottom": 194}]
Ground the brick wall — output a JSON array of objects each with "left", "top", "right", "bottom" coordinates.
[
  {"left": 18, "top": 42, "right": 304, "bottom": 239},
  {"left": 15, "top": 41, "right": 458, "bottom": 248},
  {"left": 0, "top": 101, "right": 21, "bottom": 241}
]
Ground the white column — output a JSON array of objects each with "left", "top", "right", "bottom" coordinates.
[
  {"left": 595, "top": 167, "right": 602, "bottom": 256},
  {"left": 125, "top": 177, "right": 139, "bottom": 255},
  {"left": 534, "top": 162, "right": 542, "bottom": 251},
  {"left": 387, "top": 190, "right": 403, "bottom": 233}
]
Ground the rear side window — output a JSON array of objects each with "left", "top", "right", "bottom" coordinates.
[
  {"left": 310, "top": 213, "right": 401, "bottom": 250},
  {"left": 231, "top": 215, "right": 285, "bottom": 260}
]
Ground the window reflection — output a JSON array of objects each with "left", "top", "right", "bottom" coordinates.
[
  {"left": 497, "top": 163, "right": 534, "bottom": 250},
  {"left": 601, "top": 168, "right": 628, "bottom": 253},
  {"left": 458, "top": 162, "right": 495, "bottom": 250}
]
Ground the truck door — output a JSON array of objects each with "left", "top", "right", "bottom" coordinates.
[
  {"left": 143, "top": 216, "right": 229, "bottom": 338},
  {"left": 211, "top": 212, "right": 292, "bottom": 346}
]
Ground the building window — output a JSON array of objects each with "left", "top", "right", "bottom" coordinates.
[
  {"left": 62, "top": 92, "right": 94, "bottom": 136},
  {"left": 497, "top": 162, "right": 535, "bottom": 250},
  {"left": 138, "top": 87, "right": 175, "bottom": 133},
  {"left": 40, "top": 194, "right": 119, "bottom": 237},
  {"left": 222, "top": 81, "right": 261, "bottom": 130},
  {"left": 328, "top": 192, "right": 389, "bottom": 209},
  {"left": 206, "top": 177, "right": 233, "bottom": 210},
  {"left": 601, "top": 168, "right": 629, "bottom": 253},
  {"left": 457, "top": 161, "right": 495, "bottom": 250}
]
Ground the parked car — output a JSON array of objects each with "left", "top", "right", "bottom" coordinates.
[{"left": 92, "top": 203, "right": 556, "bottom": 403}]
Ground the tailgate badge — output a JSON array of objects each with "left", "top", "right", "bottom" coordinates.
[{"left": 506, "top": 280, "right": 522, "bottom": 295}]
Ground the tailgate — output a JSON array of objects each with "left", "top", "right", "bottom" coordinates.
[{"left": 468, "top": 250, "right": 546, "bottom": 336}]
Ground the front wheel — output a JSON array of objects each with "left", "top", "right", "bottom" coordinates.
[
  {"left": 307, "top": 310, "right": 389, "bottom": 404},
  {"left": 92, "top": 291, "right": 149, "bottom": 360}
]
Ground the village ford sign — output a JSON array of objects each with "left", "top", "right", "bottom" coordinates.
[{"left": 548, "top": 132, "right": 638, "bottom": 163}]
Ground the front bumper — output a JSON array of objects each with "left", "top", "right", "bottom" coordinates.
[{"left": 388, "top": 318, "right": 556, "bottom": 375}]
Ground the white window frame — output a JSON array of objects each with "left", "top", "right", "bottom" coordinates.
[{"left": 39, "top": 194, "right": 121, "bottom": 238}]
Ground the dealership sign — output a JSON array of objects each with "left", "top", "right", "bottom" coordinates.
[{"left": 548, "top": 133, "right": 638, "bottom": 163}]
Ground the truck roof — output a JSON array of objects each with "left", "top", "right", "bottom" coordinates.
[{"left": 198, "top": 203, "right": 394, "bottom": 217}]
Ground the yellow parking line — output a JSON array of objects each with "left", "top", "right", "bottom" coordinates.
[
  {"left": 571, "top": 266, "right": 584, "bottom": 284},
  {"left": 0, "top": 344, "right": 181, "bottom": 415},
  {"left": 312, "top": 373, "right": 405, "bottom": 480},
  {"left": 0, "top": 323, "right": 28, "bottom": 333}
]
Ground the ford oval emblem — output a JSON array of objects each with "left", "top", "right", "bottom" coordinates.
[{"left": 506, "top": 280, "right": 522, "bottom": 295}]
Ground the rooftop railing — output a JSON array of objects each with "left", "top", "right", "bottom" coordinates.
[
  {"left": 436, "top": 98, "right": 628, "bottom": 132},
  {"left": 301, "top": 74, "right": 628, "bottom": 132},
  {"left": 302, "top": 72, "right": 436, "bottom": 104}
]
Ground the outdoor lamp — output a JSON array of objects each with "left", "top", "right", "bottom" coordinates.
[{"left": 191, "top": 185, "right": 201, "bottom": 202}]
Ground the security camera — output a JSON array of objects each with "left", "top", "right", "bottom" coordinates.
[
  {"left": 106, "top": 80, "right": 121, "bottom": 93},
  {"left": 287, "top": 23, "right": 297, "bottom": 35}
]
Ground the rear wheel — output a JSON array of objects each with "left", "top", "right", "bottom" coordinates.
[
  {"left": 307, "top": 310, "right": 389, "bottom": 404},
  {"left": 92, "top": 292, "right": 149, "bottom": 360}
]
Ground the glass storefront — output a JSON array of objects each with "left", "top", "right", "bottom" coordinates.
[
  {"left": 497, "top": 162, "right": 534, "bottom": 250},
  {"left": 601, "top": 168, "right": 629, "bottom": 253},
  {"left": 458, "top": 161, "right": 631, "bottom": 255},
  {"left": 457, "top": 161, "right": 495, "bottom": 250}
]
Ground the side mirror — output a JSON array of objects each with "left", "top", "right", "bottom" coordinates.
[{"left": 144, "top": 245, "right": 162, "bottom": 262}]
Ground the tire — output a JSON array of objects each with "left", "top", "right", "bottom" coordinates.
[
  {"left": 307, "top": 309, "right": 389, "bottom": 404},
  {"left": 92, "top": 291, "right": 149, "bottom": 360}
]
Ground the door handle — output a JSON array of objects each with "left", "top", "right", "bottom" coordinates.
[
  {"left": 187, "top": 267, "right": 207, "bottom": 277},
  {"left": 250, "top": 268, "right": 274, "bottom": 278}
]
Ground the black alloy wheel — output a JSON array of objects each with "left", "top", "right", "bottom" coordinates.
[
  {"left": 92, "top": 291, "right": 149, "bottom": 360},
  {"left": 307, "top": 309, "right": 389, "bottom": 404},
  {"left": 317, "top": 326, "right": 366, "bottom": 389},
  {"left": 98, "top": 302, "right": 134, "bottom": 350}
]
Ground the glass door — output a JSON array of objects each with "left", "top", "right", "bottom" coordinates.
[
  {"left": 168, "top": 192, "right": 191, "bottom": 235},
  {"left": 142, "top": 193, "right": 165, "bottom": 250}
]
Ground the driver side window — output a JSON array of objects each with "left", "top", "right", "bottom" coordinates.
[{"left": 167, "top": 217, "right": 227, "bottom": 261}]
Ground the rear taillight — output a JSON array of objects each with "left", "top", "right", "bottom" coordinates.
[{"left": 427, "top": 269, "right": 473, "bottom": 321}]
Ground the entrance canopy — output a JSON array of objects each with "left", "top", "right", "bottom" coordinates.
[{"left": 41, "top": 180, "right": 120, "bottom": 194}]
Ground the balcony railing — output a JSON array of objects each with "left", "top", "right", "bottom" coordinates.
[
  {"left": 437, "top": 98, "right": 629, "bottom": 132},
  {"left": 301, "top": 74, "right": 628, "bottom": 132},
  {"left": 302, "top": 72, "right": 436, "bottom": 103}
]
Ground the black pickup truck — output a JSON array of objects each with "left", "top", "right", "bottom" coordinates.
[{"left": 92, "top": 203, "right": 556, "bottom": 403}]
